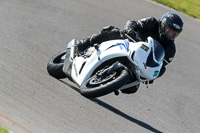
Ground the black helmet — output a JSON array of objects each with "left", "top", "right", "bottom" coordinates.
[{"left": 159, "top": 11, "right": 184, "bottom": 41}]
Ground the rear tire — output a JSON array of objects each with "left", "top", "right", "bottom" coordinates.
[
  {"left": 80, "top": 68, "right": 130, "bottom": 98},
  {"left": 47, "top": 50, "right": 67, "bottom": 79}
]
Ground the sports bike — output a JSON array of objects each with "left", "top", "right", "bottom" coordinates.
[{"left": 47, "top": 35, "right": 165, "bottom": 98}]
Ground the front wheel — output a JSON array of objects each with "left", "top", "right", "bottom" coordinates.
[
  {"left": 80, "top": 68, "right": 130, "bottom": 98},
  {"left": 47, "top": 50, "right": 67, "bottom": 79}
]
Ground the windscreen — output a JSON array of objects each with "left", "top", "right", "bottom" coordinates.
[{"left": 146, "top": 39, "right": 165, "bottom": 67}]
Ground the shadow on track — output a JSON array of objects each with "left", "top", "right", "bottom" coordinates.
[
  {"left": 59, "top": 79, "right": 163, "bottom": 133},
  {"left": 91, "top": 98, "right": 163, "bottom": 133}
]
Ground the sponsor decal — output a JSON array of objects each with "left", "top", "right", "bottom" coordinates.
[
  {"left": 167, "top": 14, "right": 174, "bottom": 19},
  {"left": 141, "top": 44, "right": 149, "bottom": 52},
  {"left": 153, "top": 71, "right": 159, "bottom": 76},
  {"left": 115, "top": 40, "right": 130, "bottom": 52},
  {"left": 119, "top": 45, "right": 124, "bottom": 50}
]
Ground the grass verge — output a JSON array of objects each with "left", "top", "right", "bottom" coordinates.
[
  {"left": 153, "top": 0, "right": 200, "bottom": 19},
  {"left": 0, "top": 126, "right": 9, "bottom": 133}
]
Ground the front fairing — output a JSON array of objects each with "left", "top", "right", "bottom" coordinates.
[{"left": 131, "top": 37, "right": 165, "bottom": 81}]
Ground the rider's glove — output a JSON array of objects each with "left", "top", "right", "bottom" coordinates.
[
  {"left": 120, "top": 29, "right": 141, "bottom": 42},
  {"left": 120, "top": 29, "right": 134, "bottom": 37}
]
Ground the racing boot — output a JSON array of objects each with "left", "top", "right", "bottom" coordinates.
[
  {"left": 75, "top": 38, "right": 91, "bottom": 56},
  {"left": 75, "top": 33, "right": 100, "bottom": 56}
]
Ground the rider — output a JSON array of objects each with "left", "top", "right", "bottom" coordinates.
[{"left": 75, "top": 11, "right": 184, "bottom": 94}]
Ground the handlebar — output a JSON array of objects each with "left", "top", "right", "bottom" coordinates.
[{"left": 124, "top": 34, "right": 136, "bottom": 43}]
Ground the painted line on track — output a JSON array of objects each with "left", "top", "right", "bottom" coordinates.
[{"left": 0, "top": 112, "right": 34, "bottom": 133}]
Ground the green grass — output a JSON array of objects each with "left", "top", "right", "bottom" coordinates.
[
  {"left": 0, "top": 126, "right": 9, "bottom": 133},
  {"left": 153, "top": 0, "right": 200, "bottom": 19}
]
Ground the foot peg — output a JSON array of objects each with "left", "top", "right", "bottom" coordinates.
[{"left": 114, "top": 90, "right": 119, "bottom": 96}]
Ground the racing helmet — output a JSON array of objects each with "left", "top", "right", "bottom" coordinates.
[{"left": 159, "top": 11, "right": 184, "bottom": 41}]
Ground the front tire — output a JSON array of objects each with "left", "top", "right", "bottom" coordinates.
[
  {"left": 47, "top": 50, "right": 67, "bottom": 79},
  {"left": 80, "top": 68, "right": 130, "bottom": 98}
]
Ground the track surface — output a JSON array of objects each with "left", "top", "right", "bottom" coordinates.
[{"left": 0, "top": 0, "right": 200, "bottom": 133}]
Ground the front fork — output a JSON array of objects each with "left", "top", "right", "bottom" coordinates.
[
  {"left": 105, "top": 62, "right": 140, "bottom": 96},
  {"left": 62, "top": 39, "right": 76, "bottom": 77}
]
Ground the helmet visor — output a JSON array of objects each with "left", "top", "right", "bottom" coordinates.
[{"left": 164, "top": 25, "right": 181, "bottom": 40}]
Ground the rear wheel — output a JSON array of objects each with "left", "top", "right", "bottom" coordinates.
[
  {"left": 47, "top": 50, "right": 67, "bottom": 79},
  {"left": 80, "top": 66, "right": 130, "bottom": 98}
]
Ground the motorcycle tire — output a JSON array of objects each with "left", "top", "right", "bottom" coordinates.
[
  {"left": 80, "top": 68, "right": 130, "bottom": 98},
  {"left": 47, "top": 50, "right": 67, "bottom": 79}
]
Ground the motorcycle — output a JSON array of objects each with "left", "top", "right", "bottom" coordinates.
[{"left": 47, "top": 35, "right": 165, "bottom": 98}]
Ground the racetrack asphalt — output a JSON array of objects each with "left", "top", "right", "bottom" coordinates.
[{"left": 0, "top": 0, "right": 200, "bottom": 133}]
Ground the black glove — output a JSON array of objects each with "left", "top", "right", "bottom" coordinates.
[
  {"left": 120, "top": 29, "right": 141, "bottom": 42},
  {"left": 120, "top": 29, "right": 134, "bottom": 37}
]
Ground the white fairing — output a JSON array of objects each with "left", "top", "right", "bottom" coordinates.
[
  {"left": 71, "top": 40, "right": 130, "bottom": 86},
  {"left": 65, "top": 37, "right": 164, "bottom": 86},
  {"left": 131, "top": 37, "right": 163, "bottom": 80}
]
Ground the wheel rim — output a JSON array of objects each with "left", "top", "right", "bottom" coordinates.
[{"left": 87, "top": 71, "right": 117, "bottom": 87}]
